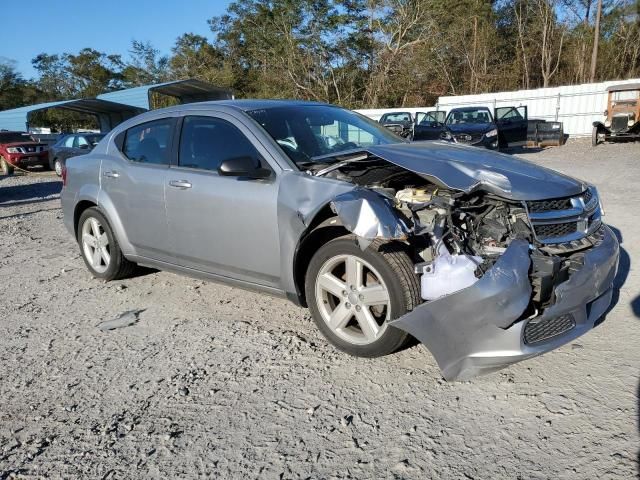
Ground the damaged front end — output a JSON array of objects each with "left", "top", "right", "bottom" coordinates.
[{"left": 316, "top": 148, "right": 619, "bottom": 381}]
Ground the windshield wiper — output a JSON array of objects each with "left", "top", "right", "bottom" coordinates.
[
  {"left": 310, "top": 148, "right": 370, "bottom": 163},
  {"left": 313, "top": 153, "right": 371, "bottom": 177}
]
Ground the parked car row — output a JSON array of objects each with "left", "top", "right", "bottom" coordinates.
[
  {"left": 0, "top": 131, "right": 104, "bottom": 176},
  {"left": 378, "top": 105, "right": 565, "bottom": 150}
]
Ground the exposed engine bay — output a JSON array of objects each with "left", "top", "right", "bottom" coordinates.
[{"left": 306, "top": 155, "right": 603, "bottom": 317}]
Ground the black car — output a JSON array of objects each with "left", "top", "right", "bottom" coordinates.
[
  {"left": 443, "top": 106, "right": 528, "bottom": 149},
  {"left": 49, "top": 133, "right": 105, "bottom": 176},
  {"left": 413, "top": 111, "right": 446, "bottom": 141}
]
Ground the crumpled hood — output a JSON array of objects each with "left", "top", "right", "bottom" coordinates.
[
  {"left": 361, "top": 141, "right": 585, "bottom": 200},
  {"left": 446, "top": 123, "right": 494, "bottom": 135}
]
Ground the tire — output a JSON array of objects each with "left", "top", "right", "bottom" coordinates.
[
  {"left": 0, "top": 156, "right": 14, "bottom": 176},
  {"left": 77, "top": 207, "right": 136, "bottom": 281},
  {"left": 592, "top": 126, "right": 600, "bottom": 147},
  {"left": 53, "top": 159, "right": 62, "bottom": 177},
  {"left": 305, "top": 235, "right": 421, "bottom": 357}
]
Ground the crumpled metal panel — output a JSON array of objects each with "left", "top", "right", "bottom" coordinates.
[
  {"left": 390, "top": 239, "right": 532, "bottom": 381},
  {"left": 390, "top": 227, "right": 619, "bottom": 381},
  {"left": 347, "top": 142, "right": 586, "bottom": 200},
  {"left": 277, "top": 173, "right": 355, "bottom": 299},
  {"left": 330, "top": 188, "right": 410, "bottom": 240}
]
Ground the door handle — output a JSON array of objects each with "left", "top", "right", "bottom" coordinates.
[
  {"left": 169, "top": 180, "right": 192, "bottom": 189},
  {"left": 103, "top": 170, "right": 119, "bottom": 178}
]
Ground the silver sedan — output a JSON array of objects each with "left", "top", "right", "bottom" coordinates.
[{"left": 61, "top": 100, "right": 619, "bottom": 381}]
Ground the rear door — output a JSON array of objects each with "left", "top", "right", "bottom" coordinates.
[
  {"left": 413, "top": 111, "right": 446, "bottom": 140},
  {"left": 494, "top": 106, "right": 528, "bottom": 147},
  {"left": 99, "top": 117, "right": 176, "bottom": 262},
  {"left": 164, "top": 113, "right": 281, "bottom": 288}
]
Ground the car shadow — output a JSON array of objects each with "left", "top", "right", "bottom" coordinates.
[
  {"left": 0, "top": 180, "right": 62, "bottom": 207},
  {"left": 610, "top": 225, "right": 640, "bottom": 478},
  {"left": 604, "top": 225, "right": 630, "bottom": 320}
]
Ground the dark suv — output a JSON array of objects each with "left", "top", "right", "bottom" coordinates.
[{"left": 0, "top": 131, "right": 49, "bottom": 175}]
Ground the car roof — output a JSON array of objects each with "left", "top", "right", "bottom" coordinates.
[
  {"left": 448, "top": 106, "right": 491, "bottom": 112},
  {"left": 188, "top": 99, "right": 332, "bottom": 112}
]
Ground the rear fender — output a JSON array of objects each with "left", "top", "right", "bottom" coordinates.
[{"left": 96, "top": 189, "right": 136, "bottom": 256}]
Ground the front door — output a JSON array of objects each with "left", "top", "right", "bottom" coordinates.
[
  {"left": 99, "top": 117, "right": 175, "bottom": 262},
  {"left": 494, "top": 106, "right": 528, "bottom": 147},
  {"left": 413, "top": 111, "right": 446, "bottom": 141},
  {"left": 164, "top": 113, "right": 281, "bottom": 288}
]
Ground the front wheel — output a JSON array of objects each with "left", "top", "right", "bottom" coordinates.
[
  {"left": 77, "top": 207, "right": 136, "bottom": 281},
  {"left": 0, "top": 156, "right": 14, "bottom": 176},
  {"left": 592, "top": 126, "right": 602, "bottom": 146},
  {"left": 305, "top": 236, "right": 421, "bottom": 357}
]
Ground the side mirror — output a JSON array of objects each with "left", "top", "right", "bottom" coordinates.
[
  {"left": 603, "top": 109, "right": 608, "bottom": 117},
  {"left": 218, "top": 156, "right": 271, "bottom": 179}
]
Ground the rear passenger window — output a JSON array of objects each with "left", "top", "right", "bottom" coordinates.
[
  {"left": 123, "top": 119, "right": 173, "bottom": 165},
  {"left": 178, "top": 116, "right": 260, "bottom": 171}
]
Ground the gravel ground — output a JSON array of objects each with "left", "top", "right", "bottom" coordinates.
[{"left": 0, "top": 139, "right": 638, "bottom": 479}]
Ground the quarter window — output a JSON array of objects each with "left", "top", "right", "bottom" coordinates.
[
  {"left": 178, "top": 116, "right": 260, "bottom": 171},
  {"left": 123, "top": 119, "right": 173, "bottom": 165}
]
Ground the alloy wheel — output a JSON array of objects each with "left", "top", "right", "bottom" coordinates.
[
  {"left": 81, "top": 217, "right": 111, "bottom": 274},
  {"left": 315, "top": 254, "right": 391, "bottom": 345}
]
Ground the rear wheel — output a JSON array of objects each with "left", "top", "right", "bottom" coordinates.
[
  {"left": 305, "top": 236, "right": 421, "bottom": 357},
  {"left": 0, "top": 156, "right": 14, "bottom": 176},
  {"left": 77, "top": 207, "right": 136, "bottom": 281}
]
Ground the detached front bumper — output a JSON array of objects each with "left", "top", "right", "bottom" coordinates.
[{"left": 390, "top": 226, "right": 619, "bottom": 381}]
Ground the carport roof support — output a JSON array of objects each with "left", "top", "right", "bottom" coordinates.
[
  {"left": 0, "top": 99, "right": 146, "bottom": 132},
  {"left": 97, "top": 79, "right": 233, "bottom": 110}
]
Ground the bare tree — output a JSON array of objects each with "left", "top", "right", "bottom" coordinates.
[{"left": 590, "top": 0, "right": 603, "bottom": 81}]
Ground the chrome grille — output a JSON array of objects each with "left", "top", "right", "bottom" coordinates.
[
  {"left": 454, "top": 133, "right": 482, "bottom": 144},
  {"left": 526, "top": 188, "right": 601, "bottom": 244},
  {"left": 524, "top": 314, "right": 575, "bottom": 344}
]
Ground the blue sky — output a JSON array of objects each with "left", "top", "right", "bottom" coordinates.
[{"left": 0, "top": 0, "right": 232, "bottom": 80}]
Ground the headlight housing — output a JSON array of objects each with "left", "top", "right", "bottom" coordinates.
[
  {"left": 485, "top": 128, "right": 498, "bottom": 138},
  {"left": 6, "top": 147, "right": 22, "bottom": 154}
]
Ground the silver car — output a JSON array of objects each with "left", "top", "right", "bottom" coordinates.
[{"left": 61, "top": 100, "right": 619, "bottom": 381}]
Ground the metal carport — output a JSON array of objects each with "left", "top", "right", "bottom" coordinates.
[
  {"left": 97, "top": 79, "right": 233, "bottom": 110},
  {"left": 0, "top": 99, "right": 146, "bottom": 133}
]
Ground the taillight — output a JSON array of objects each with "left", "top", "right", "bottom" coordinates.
[{"left": 61, "top": 164, "right": 67, "bottom": 186}]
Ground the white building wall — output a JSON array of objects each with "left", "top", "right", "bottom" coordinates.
[{"left": 356, "top": 78, "right": 640, "bottom": 137}]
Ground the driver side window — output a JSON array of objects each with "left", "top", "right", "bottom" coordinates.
[{"left": 178, "top": 116, "right": 260, "bottom": 172}]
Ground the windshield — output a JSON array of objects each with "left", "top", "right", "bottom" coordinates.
[
  {"left": 446, "top": 108, "right": 493, "bottom": 125},
  {"left": 247, "top": 105, "right": 403, "bottom": 166},
  {"left": 0, "top": 132, "right": 32, "bottom": 143},
  {"left": 382, "top": 112, "right": 411, "bottom": 123}
]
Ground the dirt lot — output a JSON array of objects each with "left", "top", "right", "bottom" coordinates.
[{"left": 0, "top": 140, "right": 638, "bottom": 479}]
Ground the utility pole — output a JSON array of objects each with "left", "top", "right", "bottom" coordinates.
[{"left": 590, "top": 0, "right": 603, "bottom": 83}]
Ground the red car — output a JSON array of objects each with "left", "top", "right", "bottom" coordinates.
[{"left": 0, "top": 131, "right": 49, "bottom": 175}]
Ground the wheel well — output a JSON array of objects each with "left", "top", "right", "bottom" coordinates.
[
  {"left": 74, "top": 200, "right": 97, "bottom": 237},
  {"left": 293, "top": 206, "right": 350, "bottom": 307}
]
